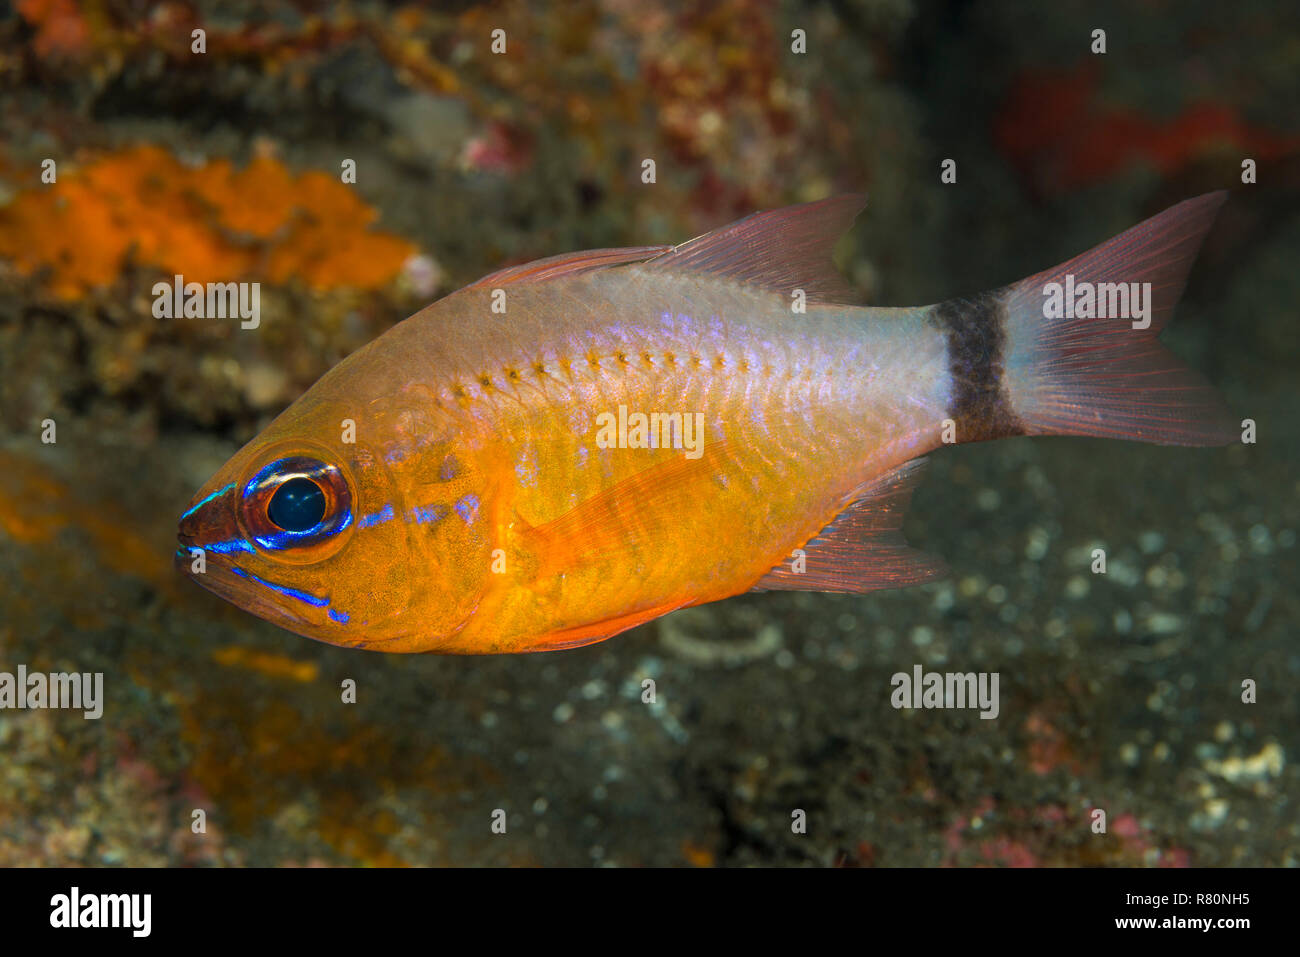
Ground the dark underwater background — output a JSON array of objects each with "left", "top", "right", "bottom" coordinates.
[{"left": 0, "top": 0, "right": 1296, "bottom": 866}]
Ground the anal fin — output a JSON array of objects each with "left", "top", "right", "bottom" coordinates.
[{"left": 753, "top": 460, "right": 948, "bottom": 594}]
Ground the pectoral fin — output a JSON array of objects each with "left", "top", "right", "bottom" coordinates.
[
  {"left": 517, "top": 448, "right": 734, "bottom": 653},
  {"left": 523, "top": 440, "right": 736, "bottom": 573}
]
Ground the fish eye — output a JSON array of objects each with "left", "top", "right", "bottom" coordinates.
[
  {"left": 237, "top": 455, "right": 354, "bottom": 562},
  {"left": 268, "top": 477, "right": 327, "bottom": 531}
]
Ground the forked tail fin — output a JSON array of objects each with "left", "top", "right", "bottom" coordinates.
[{"left": 996, "top": 191, "right": 1237, "bottom": 446}]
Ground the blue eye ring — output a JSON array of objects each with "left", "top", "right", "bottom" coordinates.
[{"left": 238, "top": 455, "right": 354, "bottom": 561}]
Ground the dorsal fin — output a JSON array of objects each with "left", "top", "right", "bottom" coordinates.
[
  {"left": 468, "top": 245, "right": 673, "bottom": 287},
  {"left": 753, "top": 460, "right": 948, "bottom": 593},
  {"left": 642, "top": 194, "right": 867, "bottom": 304}
]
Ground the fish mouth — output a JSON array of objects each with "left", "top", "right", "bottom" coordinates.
[
  {"left": 174, "top": 543, "right": 312, "bottom": 629},
  {"left": 175, "top": 481, "right": 312, "bottom": 629}
]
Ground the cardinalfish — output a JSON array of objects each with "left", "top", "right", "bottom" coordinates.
[{"left": 177, "top": 192, "right": 1236, "bottom": 653}]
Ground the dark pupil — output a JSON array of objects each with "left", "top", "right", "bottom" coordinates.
[{"left": 267, "top": 478, "right": 326, "bottom": 532}]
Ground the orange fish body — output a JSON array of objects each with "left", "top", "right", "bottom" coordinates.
[{"left": 178, "top": 193, "right": 1235, "bottom": 653}]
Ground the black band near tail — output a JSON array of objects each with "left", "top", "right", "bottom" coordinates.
[{"left": 931, "top": 292, "right": 1024, "bottom": 443}]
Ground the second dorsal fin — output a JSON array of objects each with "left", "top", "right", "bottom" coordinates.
[{"left": 642, "top": 193, "right": 867, "bottom": 304}]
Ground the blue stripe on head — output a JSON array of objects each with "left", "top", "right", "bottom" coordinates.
[
  {"left": 229, "top": 566, "right": 330, "bottom": 608},
  {"left": 412, "top": 503, "right": 448, "bottom": 525},
  {"left": 203, "top": 538, "right": 255, "bottom": 555},
  {"left": 358, "top": 504, "right": 395, "bottom": 529},
  {"left": 180, "top": 483, "right": 235, "bottom": 522}
]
